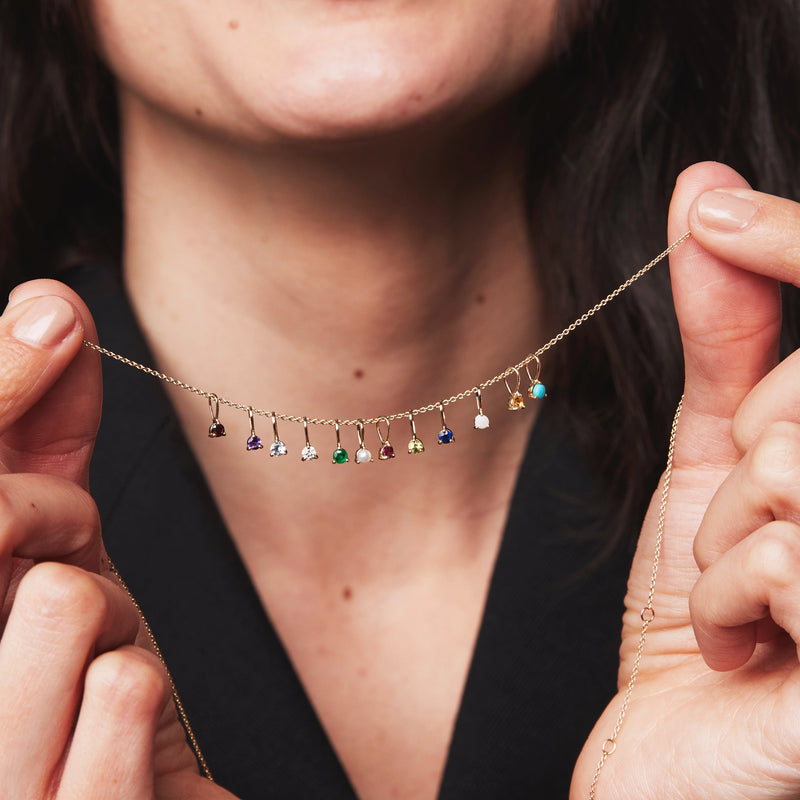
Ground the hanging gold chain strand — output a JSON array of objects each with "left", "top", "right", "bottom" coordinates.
[
  {"left": 587, "top": 395, "right": 684, "bottom": 799},
  {"left": 82, "top": 232, "right": 691, "bottom": 428},
  {"left": 106, "top": 558, "right": 214, "bottom": 782}
]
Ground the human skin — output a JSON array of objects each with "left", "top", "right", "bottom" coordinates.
[{"left": 3, "top": 3, "right": 800, "bottom": 800}]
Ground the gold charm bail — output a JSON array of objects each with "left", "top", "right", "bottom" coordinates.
[
  {"left": 207, "top": 393, "right": 226, "bottom": 437},
  {"left": 407, "top": 412, "right": 424, "bottom": 454},
  {"left": 525, "top": 354, "right": 547, "bottom": 400},
  {"left": 301, "top": 417, "right": 318, "bottom": 461},
  {"left": 332, "top": 421, "right": 349, "bottom": 464},
  {"left": 437, "top": 402, "right": 454, "bottom": 445},
  {"left": 246, "top": 407, "right": 263, "bottom": 451},
  {"left": 504, "top": 368, "right": 525, "bottom": 411},
  {"left": 269, "top": 412, "right": 288, "bottom": 457},
  {"left": 376, "top": 417, "right": 396, "bottom": 460},
  {"left": 473, "top": 387, "right": 490, "bottom": 430},
  {"left": 355, "top": 420, "right": 373, "bottom": 464}
]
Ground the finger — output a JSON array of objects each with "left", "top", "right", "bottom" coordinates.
[
  {"left": 690, "top": 519, "right": 800, "bottom": 671},
  {"left": 694, "top": 421, "right": 800, "bottom": 570},
  {"left": 0, "top": 562, "right": 140, "bottom": 798},
  {"left": 1, "top": 279, "right": 102, "bottom": 489},
  {"left": 58, "top": 646, "right": 170, "bottom": 800},
  {"left": 668, "top": 162, "right": 781, "bottom": 470},
  {"left": 689, "top": 185, "right": 800, "bottom": 287},
  {"left": 0, "top": 472, "right": 101, "bottom": 568}
]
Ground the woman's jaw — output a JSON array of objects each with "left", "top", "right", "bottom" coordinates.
[{"left": 91, "top": 0, "right": 559, "bottom": 146}]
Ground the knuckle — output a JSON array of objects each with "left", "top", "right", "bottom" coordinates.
[
  {"left": 86, "top": 648, "right": 170, "bottom": 718},
  {"left": 0, "top": 485, "right": 18, "bottom": 554},
  {"left": 748, "top": 422, "right": 800, "bottom": 496},
  {"left": 17, "top": 562, "right": 107, "bottom": 633},
  {"left": 746, "top": 523, "right": 800, "bottom": 591}
]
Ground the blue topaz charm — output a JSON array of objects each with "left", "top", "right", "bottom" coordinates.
[{"left": 526, "top": 355, "right": 546, "bottom": 399}]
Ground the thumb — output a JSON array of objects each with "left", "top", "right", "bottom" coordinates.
[
  {"left": 668, "top": 161, "right": 781, "bottom": 470},
  {"left": 0, "top": 279, "right": 102, "bottom": 489}
]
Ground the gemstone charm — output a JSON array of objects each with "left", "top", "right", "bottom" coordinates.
[
  {"left": 505, "top": 368, "right": 526, "bottom": 411},
  {"left": 407, "top": 412, "right": 424, "bottom": 455},
  {"left": 525, "top": 356, "right": 546, "bottom": 400},
  {"left": 436, "top": 403, "right": 454, "bottom": 445},
  {"left": 246, "top": 407, "right": 263, "bottom": 451},
  {"left": 301, "top": 418, "right": 318, "bottom": 461},
  {"left": 270, "top": 413, "right": 288, "bottom": 457},
  {"left": 473, "top": 389, "right": 490, "bottom": 430},
  {"left": 380, "top": 443, "right": 396, "bottom": 459},
  {"left": 355, "top": 422, "right": 373, "bottom": 464},
  {"left": 376, "top": 417, "right": 396, "bottom": 461},
  {"left": 207, "top": 394, "right": 226, "bottom": 438},
  {"left": 356, "top": 447, "right": 372, "bottom": 464},
  {"left": 270, "top": 440, "right": 288, "bottom": 457},
  {"left": 208, "top": 420, "right": 226, "bottom": 438},
  {"left": 332, "top": 422, "right": 349, "bottom": 464},
  {"left": 508, "top": 392, "right": 525, "bottom": 411},
  {"left": 332, "top": 447, "right": 349, "bottom": 464},
  {"left": 408, "top": 437, "right": 425, "bottom": 455}
]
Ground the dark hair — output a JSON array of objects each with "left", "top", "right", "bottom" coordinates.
[{"left": 2, "top": 0, "right": 800, "bottom": 554}]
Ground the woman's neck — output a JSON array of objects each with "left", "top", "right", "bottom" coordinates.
[{"left": 120, "top": 91, "right": 544, "bottom": 574}]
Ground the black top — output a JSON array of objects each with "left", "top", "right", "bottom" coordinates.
[{"left": 66, "top": 264, "right": 634, "bottom": 800}]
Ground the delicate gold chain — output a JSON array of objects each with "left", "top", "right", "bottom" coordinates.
[
  {"left": 82, "top": 232, "right": 691, "bottom": 429},
  {"left": 89, "top": 233, "right": 690, "bottom": 786},
  {"left": 106, "top": 558, "right": 214, "bottom": 782},
  {"left": 588, "top": 395, "right": 684, "bottom": 799}
]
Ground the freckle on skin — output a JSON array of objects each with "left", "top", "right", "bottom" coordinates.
[
  {"left": 476, "top": 293, "right": 486, "bottom": 305},
  {"left": 342, "top": 586, "right": 353, "bottom": 600},
  {"left": 194, "top": 108, "right": 204, "bottom": 118},
  {"left": 353, "top": 369, "right": 365, "bottom": 380},
  {"left": 228, "top": 19, "right": 240, "bottom": 29}
]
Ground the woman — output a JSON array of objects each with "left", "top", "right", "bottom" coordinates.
[{"left": 2, "top": 0, "right": 800, "bottom": 798}]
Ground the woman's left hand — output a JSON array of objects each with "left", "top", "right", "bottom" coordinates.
[{"left": 572, "top": 161, "right": 800, "bottom": 799}]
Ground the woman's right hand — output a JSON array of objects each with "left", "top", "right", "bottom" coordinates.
[{"left": 0, "top": 280, "right": 236, "bottom": 800}]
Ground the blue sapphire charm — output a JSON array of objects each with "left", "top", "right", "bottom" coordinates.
[{"left": 437, "top": 402, "right": 454, "bottom": 445}]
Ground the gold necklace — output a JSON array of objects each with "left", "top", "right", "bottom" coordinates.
[
  {"left": 89, "top": 232, "right": 690, "bottom": 792},
  {"left": 83, "top": 232, "right": 690, "bottom": 463}
]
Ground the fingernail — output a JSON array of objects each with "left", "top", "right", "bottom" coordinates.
[
  {"left": 695, "top": 190, "right": 758, "bottom": 231},
  {"left": 11, "top": 296, "right": 77, "bottom": 346}
]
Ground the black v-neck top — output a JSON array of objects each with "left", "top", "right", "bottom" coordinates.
[{"left": 65, "top": 265, "right": 635, "bottom": 800}]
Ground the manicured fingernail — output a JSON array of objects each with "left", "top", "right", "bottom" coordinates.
[
  {"left": 11, "top": 296, "right": 77, "bottom": 346},
  {"left": 696, "top": 190, "right": 758, "bottom": 231}
]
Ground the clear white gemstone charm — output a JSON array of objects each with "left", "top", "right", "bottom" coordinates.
[
  {"left": 473, "top": 389, "right": 490, "bottom": 430},
  {"left": 301, "top": 418, "right": 318, "bottom": 462}
]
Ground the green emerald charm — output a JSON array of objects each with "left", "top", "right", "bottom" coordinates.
[{"left": 332, "top": 446, "right": 349, "bottom": 464}]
